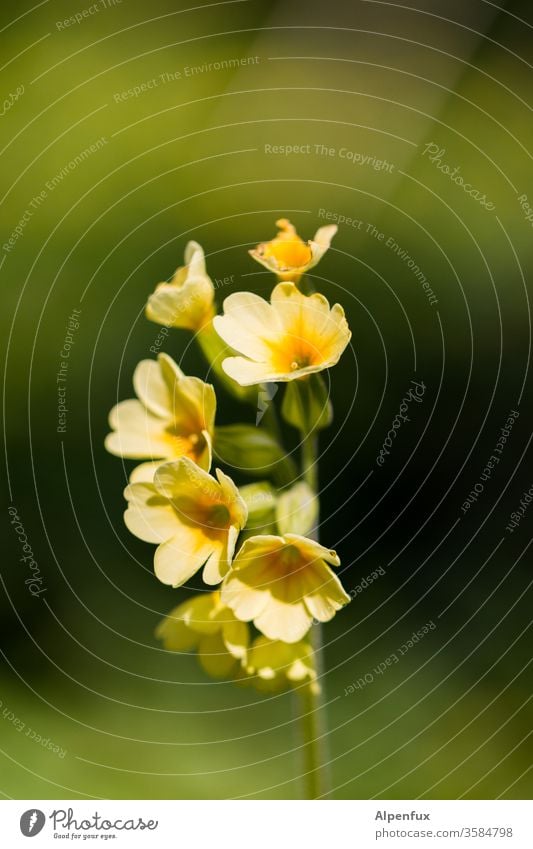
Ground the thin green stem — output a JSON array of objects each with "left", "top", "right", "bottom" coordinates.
[
  {"left": 301, "top": 432, "right": 318, "bottom": 491},
  {"left": 260, "top": 385, "right": 283, "bottom": 444},
  {"left": 297, "top": 428, "right": 331, "bottom": 799}
]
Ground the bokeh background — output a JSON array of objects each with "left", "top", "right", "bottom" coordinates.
[{"left": 1, "top": 0, "right": 532, "bottom": 799}]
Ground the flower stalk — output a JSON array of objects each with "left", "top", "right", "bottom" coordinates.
[
  {"left": 298, "top": 427, "right": 331, "bottom": 799},
  {"left": 104, "top": 219, "right": 351, "bottom": 800}
]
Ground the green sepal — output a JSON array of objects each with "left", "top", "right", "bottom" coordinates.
[
  {"left": 276, "top": 482, "right": 318, "bottom": 537},
  {"left": 196, "top": 322, "right": 256, "bottom": 403},
  {"left": 281, "top": 373, "right": 333, "bottom": 433}
]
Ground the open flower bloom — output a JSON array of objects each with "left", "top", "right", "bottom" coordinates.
[
  {"left": 249, "top": 218, "right": 337, "bottom": 282},
  {"left": 213, "top": 282, "right": 351, "bottom": 386},
  {"left": 146, "top": 241, "right": 215, "bottom": 331},
  {"left": 244, "top": 635, "right": 319, "bottom": 694},
  {"left": 221, "top": 533, "right": 350, "bottom": 643},
  {"left": 124, "top": 457, "right": 248, "bottom": 586},
  {"left": 105, "top": 353, "right": 215, "bottom": 482},
  {"left": 156, "top": 591, "right": 249, "bottom": 678}
]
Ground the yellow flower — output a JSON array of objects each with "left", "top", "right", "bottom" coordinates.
[
  {"left": 124, "top": 457, "right": 248, "bottom": 586},
  {"left": 249, "top": 218, "right": 337, "bottom": 282},
  {"left": 146, "top": 241, "right": 215, "bottom": 331},
  {"left": 156, "top": 591, "right": 249, "bottom": 678},
  {"left": 245, "top": 635, "right": 319, "bottom": 694},
  {"left": 105, "top": 353, "right": 215, "bottom": 482},
  {"left": 221, "top": 533, "right": 350, "bottom": 643},
  {"left": 213, "top": 281, "right": 351, "bottom": 386}
]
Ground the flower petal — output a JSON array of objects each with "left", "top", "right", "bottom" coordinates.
[
  {"left": 123, "top": 483, "right": 177, "bottom": 544},
  {"left": 285, "top": 533, "right": 341, "bottom": 567},
  {"left": 254, "top": 594, "right": 312, "bottom": 643},
  {"left": 221, "top": 566, "right": 271, "bottom": 621},
  {"left": 197, "top": 632, "right": 237, "bottom": 678},
  {"left": 213, "top": 291, "right": 279, "bottom": 361},
  {"left": 177, "top": 592, "right": 221, "bottom": 635},
  {"left": 154, "top": 529, "right": 216, "bottom": 587},
  {"left": 146, "top": 276, "right": 213, "bottom": 330},
  {"left": 106, "top": 400, "right": 171, "bottom": 459},
  {"left": 132, "top": 357, "right": 178, "bottom": 419},
  {"left": 155, "top": 610, "right": 200, "bottom": 651},
  {"left": 221, "top": 616, "right": 249, "bottom": 660},
  {"left": 301, "top": 560, "right": 351, "bottom": 622},
  {"left": 129, "top": 461, "right": 164, "bottom": 483}
]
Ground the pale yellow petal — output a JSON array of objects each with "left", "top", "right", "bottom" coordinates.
[
  {"left": 313, "top": 224, "right": 338, "bottom": 247},
  {"left": 221, "top": 616, "right": 249, "bottom": 660},
  {"left": 221, "top": 356, "right": 280, "bottom": 386},
  {"left": 154, "top": 529, "right": 216, "bottom": 587},
  {"left": 133, "top": 358, "right": 172, "bottom": 419},
  {"left": 129, "top": 461, "right": 164, "bottom": 483},
  {"left": 123, "top": 483, "right": 177, "bottom": 543},
  {"left": 196, "top": 430, "right": 213, "bottom": 472},
  {"left": 171, "top": 376, "right": 216, "bottom": 434},
  {"left": 201, "top": 543, "right": 227, "bottom": 586},
  {"left": 254, "top": 595, "right": 312, "bottom": 643},
  {"left": 286, "top": 533, "right": 340, "bottom": 567},
  {"left": 301, "top": 561, "right": 351, "bottom": 622},
  {"left": 155, "top": 611, "right": 200, "bottom": 651},
  {"left": 213, "top": 291, "right": 279, "bottom": 360},
  {"left": 106, "top": 400, "right": 170, "bottom": 459},
  {"left": 215, "top": 468, "right": 248, "bottom": 528},
  {"left": 231, "top": 535, "right": 285, "bottom": 570},
  {"left": 197, "top": 632, "right": 237, "bottom": 678},
  {"left": 154, "top": 457, "right": 221, "bottom": 506},
  {"left": 221, "top": 568, "right": 270, "bottom": 621},
  {"left": 306, "top": 224, "right": 337, "bottom": 270},
  {"left": 184, "top": 241, "right": 206, "bottom": 275},
  {"left": 146, "top": 276, "right": 213, "bottom": 330},
  {"left": 177, "top": 592, "right": 221, "bottom": 635}
]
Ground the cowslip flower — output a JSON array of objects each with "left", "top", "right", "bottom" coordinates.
[
  {"left": 105, "top": 353, "right": 215, "bottom": 482},
  {"left": 146, "top": 241, "right": 215, "bottom": 331},
  {"left": 213, "top": 281, "right": 351, "bottom": 386},
  {"left": 124, "top": 457, "right": 248, "bottom": 586},
  {"left": 249, "top": 218, "right": 337, "bottom": 282},
  {"left": 156, "top": 591, "right": 249, "bottom": 678},
  {"left": 221, "top": 533, "right": 350, "bottom": 643},
  {"left": 245, "top": 635, "right": 319, "bottom": 693}
]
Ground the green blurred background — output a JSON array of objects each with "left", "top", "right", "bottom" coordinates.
[{"left": 1, "top": 0, "right": 532, "bottom": 799}]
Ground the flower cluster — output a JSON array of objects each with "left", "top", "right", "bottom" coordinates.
[{"left": 106, "top": 219, "right": 351, "bottom": 695}]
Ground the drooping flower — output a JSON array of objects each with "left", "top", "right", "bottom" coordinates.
[
  {"left": 221, "top": 533, "right": 350, "bottom": 643},
  {"left": 244, "top": 635, "right": 319, "bottom": 694},
  {"left": 213, "top": 281, "right": 351, "bottom": 386},
  {"left": 146, "top": 241, "right": 215, "bottom": 331},
  {"left": 105, "top": 353, "right": 215, "bottom": 482},
  {"left": 249, "top": 218, "right": 337, "bottom": 282},
  {"left": 124, "top": 457, "right": 248, "bottom": 586},
  {"left": 156, "top": 591, "right": 249, "bottom": 678}
]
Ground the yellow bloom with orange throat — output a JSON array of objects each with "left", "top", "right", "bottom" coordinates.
[
  {"left": 105, "top": 353, "right": 215, "bottom": 482},
  {"left": 245, "top": 635, "right": 319, "bottom": 694},
  {"left": 156, "top": 591, "right": 249, "bottom": 678},
  {"left": 124, "top": 457, "right": 247, "bottom": 587},
  {"left": 213, "top": 281, "right": 351, "bottom": 386},
  {"left": 250, "top": 218, "right": 337, "bottom": 282},
  {"left": 221, "top": 533, "right": 350, "bottom": 643},
  {"left": 146, "top": 241, "right": 215, "bottom": 331}
]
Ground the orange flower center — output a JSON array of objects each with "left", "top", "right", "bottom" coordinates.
[
  {"left": 164, "top": 429, "right": 206, "bottom": 462},
  {"left": 263, "top": 238, "right": 312, "bottom": 270},
  {"left": 268, "top": 333, "right": 324, "bottom": 374}
]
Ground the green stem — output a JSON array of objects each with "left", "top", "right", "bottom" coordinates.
[
  {"left": 297, "top": 428, "right": 331, "bottom": 799},
  {"left": 297, "top": 627, "right": 332, "bottom": 799},
  {"left": 260, "top": 385, "right": 283, "bottom": 444},
  {"left": 301, "top": 432, "right": 318, "bottom": 491}
]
